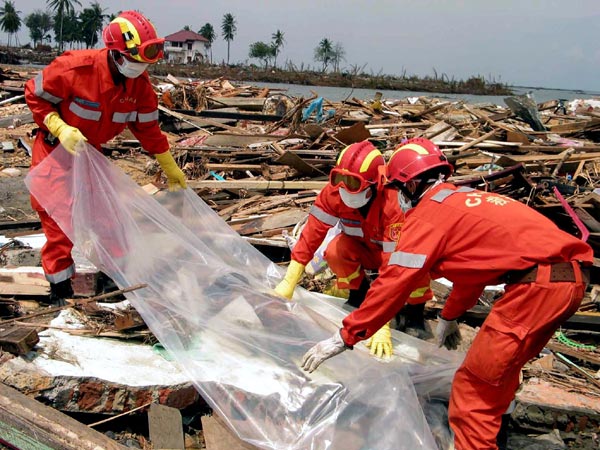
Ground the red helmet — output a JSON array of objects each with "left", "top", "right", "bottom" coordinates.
[
  {"left": 102, "top": 11, "right": 165, "bottom": 63},
  {"left": 387, "top": 138, "right": 452, "bottom": 184},
  {"left": 330, "top": 141, "right": 385, "bottom": 192}
]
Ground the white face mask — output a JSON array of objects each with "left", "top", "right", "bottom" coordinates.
[
  {"left": 397, "top": 190, "right": 413, "bottom": 214},
  {"left": 339, "top": 187, "right": 371, "bottom": 209},
  {"left": 113, "top": 53, "right": 149, "bottom": 78}
]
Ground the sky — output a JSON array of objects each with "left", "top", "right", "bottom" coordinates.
[{"left": 11, "top": 0, "right": 600, "bottom": 92}]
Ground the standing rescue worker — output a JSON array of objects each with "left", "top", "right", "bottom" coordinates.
[
  {"left": 25, "top": 11, "right": 186, "bottom": 305},
  {"left": 300, "top": 138, "right": 593, "bottom": 450},
  {"left": 274, "top": 140, "right": 434, "bottom": 358}
]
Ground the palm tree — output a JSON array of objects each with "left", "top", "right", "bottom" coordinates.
[
  {"left": 0, "top": 1, "right": 21, "bottom": 49},
  {"left": 271, "top": 29, "right": 285, "bottom": 69},
  {"left": 221, "top": 13, "right": 236, "bottom": 65},
  {"left": 314, "top": 38, "right": 333, "bottom": 72},
  {"left": 198, "top": 22, "right": 216, "bottom": 63},
  {"left": 331, "top": 42, "right": 346, "bottom": 73},
  {"left": 79, "top": 2, "right": 106, "bottom": 48},
  {"left": 47, "top": 0, "right": 82, "bottom": 52}
]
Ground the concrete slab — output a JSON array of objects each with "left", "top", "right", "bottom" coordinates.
[{"left": 0, "top": 309, "right": 198, "bottom": 414}]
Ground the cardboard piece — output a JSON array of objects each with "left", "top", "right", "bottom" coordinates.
[
  {"left": 201, "top": 414, "right": 260, "bottom": 450},
  {"left": 148, "top": 403, "right": 185, "bottom": 450}
]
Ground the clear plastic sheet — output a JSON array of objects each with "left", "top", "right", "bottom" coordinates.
[{"left": 26, "top": 144, "right": 462, "bottom": 450}]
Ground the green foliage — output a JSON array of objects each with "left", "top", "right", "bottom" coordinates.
[
  {"left": 0, "top": 0, "right": 22, "bottom": 47},
  {"left": 248, "top": 41, "right": 274, "bottom": 68},
  {"left": 221, "top": 12, "right": 236, "bottom": 64},
  {"left": 79, "top": 2, "right": 106, "bottom": 48},
  {"left": 53, "top": 8, "right": 78, "bottom": 49},
  {"left": 46, "top": 0, "right": 82, "bottom": 51},
  {"left": 25, "top": 10, "right": 54, "bottom": 47},
  {"left": 271, "top": 29, "right": 284, "bottom": 68},
  {"left": 313, "top": 38, "right": 333, "bottom": 72},
  {"left": 199, "top": 22, "right": 216, "bottom": 63}
]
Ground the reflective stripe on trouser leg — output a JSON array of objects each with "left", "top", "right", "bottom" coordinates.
[
  {"left": 38, "top": 209, "right": 75, "bottom": 283},
  {"left": 324, "top": 233, "right": 381, "bottom": 290},
  {"left": 449, "top": 277, "right": 585, "bottom": 450}
]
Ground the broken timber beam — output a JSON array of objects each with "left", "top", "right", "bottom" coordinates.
[
  {"left": 0, "top": 382, "right": 128, "bottom": 450},
  {"left": 187, "top": 180, "right": 327, "bottom": 191}
]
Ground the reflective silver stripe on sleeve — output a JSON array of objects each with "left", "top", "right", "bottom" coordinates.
[
  {"left": 381, "top": 241, "right": 397, "bottom": 253},
  {"left": 431, "top": 186, "right": 475, "bottom": 203},
  {"left": 371, "top": 238, "right": 384, "bottom": 247},
  {"left": 69, "top": 101, "right": 101, "bottom": 121},
  {"left": 113, "top": 111, "right": 138, "bottom": 123},
  {"left": 34, "top": 72, "right": 62, "bottom": 104},
  {"left": 340, "top": 223, "right": 364, "bottom": 237},
  {"left": 389, "top": 251, "right": 426, "bottom": 268},
  {"left": 45, "top": 264, "right": 75, "bottom": 283},
  {"left": 138, "top": 110, "right": 159, "bottom": 123},
  {"left": 309, "top": 204, "right": 339, "bottom": 226}
]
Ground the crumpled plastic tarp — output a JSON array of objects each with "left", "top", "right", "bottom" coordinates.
[{"left": 25, "top": 144, "right": 462, "bottom": 450}]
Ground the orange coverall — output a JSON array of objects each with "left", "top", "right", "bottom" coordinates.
[
  {"left": 291, "top": 183, "right": 432, "bottom": 303},
  {"left": 25, "top": 48, "right": 169, "bottom": 283},
  {"left": 340, "top": 183, "right": 593, "bottom": 450}
]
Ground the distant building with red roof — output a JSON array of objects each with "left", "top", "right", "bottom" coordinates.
[{"left": 164, "top": 29, "right": 209, "bottom": 64}]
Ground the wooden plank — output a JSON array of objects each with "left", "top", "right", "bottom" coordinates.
[
  {"left": 187, "top": 180, "right": 327, "bottom": 191},
  {"left": 203, "top": 134, "right": 278, "bottom": 147},
  {"left": 175, "top": 108, "right": 282, "bottom": 122},
  {"left": 0, "top": 382, "right": 128, "bottom": 450},
  {"left": 159, "top": 105, "right": 241, "bottom": 132},
  {"left": 148, "top": 404, "right": 185, "bottom": 450},
  {"left": 243, "top": 236, "right": 288, "bottom": 248},
  {"left": 272, "top": 142, "right": 326, "bottom": 177},
  {"left": 461, "top": 152, "right": 600, "bottom": 168},
  {"left": 0, "top": 282, "right": 48, "bottom": 296},
  {"left": 230, "top": 209, "right": 307, "bottom": 235},
  {"left": 0, "top": 269, "right": 49, "bottom": 287},
  {"left": 0, "top": 325, "right": 39, "bottom": 355},
  {"left": 208, "top": 97, "right": 266, "bottom": 111}
]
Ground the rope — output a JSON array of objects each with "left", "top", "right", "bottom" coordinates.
[{"left": 554, "top": 330, "right": 596, "bottom": 351}]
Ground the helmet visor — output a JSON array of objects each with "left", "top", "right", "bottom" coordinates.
[
  {"left": 330, "top": 169, "right": 371, "bottom": 193},
  {"left": 127, "top": 38, "right": 165, "bottom": 63}
]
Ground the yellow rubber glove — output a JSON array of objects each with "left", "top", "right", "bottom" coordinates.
[
  {"left": 365, "top": 321, "right": 393, "bottom": 358},
  {"left": 155, "top": 151, "right": 187, "bottom": 191},
  {"left": 44, "top": 112, "right": 87, "bottom": 155},
  {"left": 274, "top": 260, "right": 305, "bottom": 300}
]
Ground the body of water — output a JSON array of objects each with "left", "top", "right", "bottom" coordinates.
[{"left": 247, "top": 80, "right": 600, "bottom": 106}]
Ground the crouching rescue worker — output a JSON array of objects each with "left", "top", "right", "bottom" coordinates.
[
  {"left": 300, "top": 138, "right": 593, "bottom": 450},
  {"left": 274, "top": 140, "right": 435, "bottom": 359},
  {"left": 25, "top": 11, "right": 187, "bottom": 305}
]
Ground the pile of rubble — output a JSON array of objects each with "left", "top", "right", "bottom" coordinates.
[{"left": 0, "top": 65, "right": 599, "bottom": 449}]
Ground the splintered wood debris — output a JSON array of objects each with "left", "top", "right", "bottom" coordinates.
[{"left": 0, "top": 65, "right": 599, "bottom": 447}]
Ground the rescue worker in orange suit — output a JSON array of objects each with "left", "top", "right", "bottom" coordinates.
[
  {"left": 300, "top": 138, "right": 593, "bottom": 450},
  {"left": 24, "top": 11, "right": 187, "bottom": 305},
  {"left": 274, "top": 140, "right": 434, "bottom": 358}
]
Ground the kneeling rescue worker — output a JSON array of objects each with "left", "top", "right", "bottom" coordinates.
[
  {"left": 300, "top": 138, "right": 593, "bottom": 450},
  {"left": 274, "top": 140, "right": 435, "bottom": 358}
]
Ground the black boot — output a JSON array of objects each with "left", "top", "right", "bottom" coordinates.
[
  {"left": 395, "top": 302, "right": 434, "bottom": 340},
  {"left": 345, "top": 277, "right": 371, "bottom": 308},
  {"left": 497, "top": 413, "right": 510, "bottom": 450},
  {"left": 48, "top": 278, "right": 73, "bottom": 307},
  {"left": 96, "top": 272, "right": 125, "bottom": 300}
]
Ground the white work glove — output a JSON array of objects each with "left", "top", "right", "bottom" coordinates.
[
  {"left": 301, "top": 330, "right": 348, "bottom": 373},
  {"left": 435, "top": 316, "right": 462, "bottom": 350},
  {"left": 365, "top": 321, "right": 393, "bottom": 358}
]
